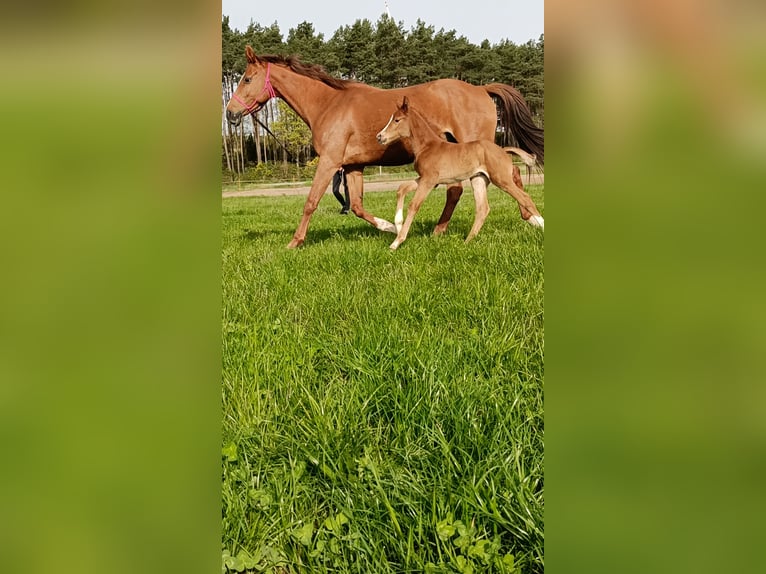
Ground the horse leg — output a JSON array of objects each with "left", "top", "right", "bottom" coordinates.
[
  {"left": 512, "top": 164, "right": 524, "bottom": 191},
  {"left": 287, "top": 161, "right": 338, "bottom": 248},
  {"left": 432, "top": 183, "right": 463, "bottom": 235},
  {"left": 465, "top": 175, "right": 490, "bottom": 243},
  {"left": 511, "top": 165, "right": 539, "bottom": 222},
  {"left": 492, "top": 163, "right": 545, "bottom": 230},
  {"left": 390, "top": 180, "right": 435, "bottom": 250},
  {"left": 345, "top": 168, "right": 397, "bottom": 234},
  {"left": 394, "top": 180, "right": 418, "bottom": 233}
]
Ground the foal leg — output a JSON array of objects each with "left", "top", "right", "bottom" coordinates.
[
  {"left": 492, "top": 164, "right": 545, "bottom": 230},
  {"left": 345, "top": 168, "right": 397, "bottom": 234},
  {"left": 512, "top": 165, "right": 524, "bottom": 191},
  {"left": 394, "top": 180, "right": 418, "bottom": 233},
  {"left": 465, "top": 175, "right": 491, "bottom": 243},
  {"left": 432, "top": 183, "right": 464, "bottom": 235},
  {"left": 390, "top": 180, "right": 436, "bottom": 250},
  {"left": 508, "top": 165, "right": 543, "bottom": 227}
]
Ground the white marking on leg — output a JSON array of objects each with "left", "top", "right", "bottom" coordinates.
[
  {"left": 373, "top": 217, "right": 397, "bottom": 234},
  {"left": 528, "top": 215, "right": 544, "bottom": 229},
  {"left": 394, "top": 208, "right": 404, "bottom": 232}
]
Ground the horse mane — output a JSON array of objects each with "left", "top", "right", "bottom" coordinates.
[{"left": 258, "top": 54, "right": 353, "bottom": 90}]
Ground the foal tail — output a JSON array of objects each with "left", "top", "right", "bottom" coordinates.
[
  {"left": 503, "top": 146, "right": 537, "bottom": 186},
  {"left": 502, "top": 146, "right": 537, "bottom": 167},
  {"left": 503, "top": 147, "right": 537, "bottom": 189},
  {"left": 484, "top": 83, "right": 544, "bottom": 166}
]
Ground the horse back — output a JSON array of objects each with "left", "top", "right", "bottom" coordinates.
[{"left": 310, "top": 81, "right": 497, "bottom": 165}]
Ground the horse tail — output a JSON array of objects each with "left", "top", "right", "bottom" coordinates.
[
  {"left": 484, "top": 83, "right": 544, "bottom": 166},
  {"left": 502, "top": 146, "right": 537, "bottom": 167},
  {"left": 503, "top": 146, "right": 537, "bottom": 185}
]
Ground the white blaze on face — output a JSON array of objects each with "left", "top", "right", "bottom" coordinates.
[{"left": 378, "top": 114, "right": 395, "bottom": 142}]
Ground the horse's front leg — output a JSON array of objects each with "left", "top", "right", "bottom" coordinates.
[
  {"left": 287, "top": 160, "right": 338, "bottom": 248},
  {"left": 345, "top": 168, "right": 396, "bottom": 234},
  {"left": 390, "top": 179, "right": 436, "bottom": 250},
  {"left": 394, "top": 180, "right": 418, "bottom": 233},
  {"left": 432, "top": 183, "right": 464, "bottom": 235}
]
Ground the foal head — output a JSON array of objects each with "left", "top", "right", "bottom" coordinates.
[
  {"left": 376, "top": 97, "right": 413, "bottom": 146},
  {"left": 225, "top": 46, "right": 277, "bottom": 126}
]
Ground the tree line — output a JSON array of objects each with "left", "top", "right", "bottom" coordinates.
[{"left": 222, "top": 14, "right": 544, "bottom": 175}]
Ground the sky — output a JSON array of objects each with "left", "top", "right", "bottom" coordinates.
[{"left": 221, "top": 0, "right": 544, "bottom": 47}]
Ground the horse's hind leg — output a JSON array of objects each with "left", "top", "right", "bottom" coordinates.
[
  {"left": 346, "top": 168, "right": 396, "bottom": 234},
  {"left": 493, "top": 163, "right": 544, "bottom": 230},
  {"left": 465, "top": 175, "right": 490, "bottom": 243},
  {"left": 432, "top": 183, "right": 464, "bottom": 235},
  {"left": 512, "top": 165, "right": 524, "bottom": 191},
  {"left": 510, "top": 166, "right": 541, "bottom": 226},
  {"left": 394, "top": 180, "right": 418, "bottom": 233}
]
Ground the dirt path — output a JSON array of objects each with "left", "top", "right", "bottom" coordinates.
[{"left": 222, "top": 174, "right": 544, "bottom": 198}]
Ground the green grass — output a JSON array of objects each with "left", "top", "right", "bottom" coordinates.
[{"left": 222, "top": 185, "right": 544, "bottom": 573}]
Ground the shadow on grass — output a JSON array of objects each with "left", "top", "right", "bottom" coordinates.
[
  {"left": 241, "top": 223, "right": 395, "bottom": 244},
  {"left": 240, "top": 220, "right": 451, "bottom": 247}
]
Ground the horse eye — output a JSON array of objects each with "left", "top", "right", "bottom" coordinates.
[
  {"left": 244, "top": 77, "right": 251, "bottom": 84},
  {"left": 394, "top": 118, "right": 400, "bottom": 123}
]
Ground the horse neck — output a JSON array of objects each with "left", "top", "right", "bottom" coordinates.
[
  {"left": 407, "top": 109, "right": 446, "bottom": 155},
  {"left": 269, "top": 65, "right": 337, "bottom": 129}
]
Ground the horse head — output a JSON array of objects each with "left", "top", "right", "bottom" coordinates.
[
  {"left": 225, "top": 46, "right": 278, "bottom": 126},
  {"left": 376, "top": 97, "right": 412, "bottom": 146}
]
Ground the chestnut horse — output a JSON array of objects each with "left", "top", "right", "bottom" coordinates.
[
  {"left": 225, "top": 46, "right": 543, "bottom": 248},
  {"left": 376, "top": 97, "right": 544, "bottom": 250}
]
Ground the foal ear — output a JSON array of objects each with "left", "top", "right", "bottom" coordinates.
[
  {"left": 401, "top": 96, "right": 409, "bottom": 112},
  {"left": 245, "top": 45, "right": 257, "bottom": 64}
]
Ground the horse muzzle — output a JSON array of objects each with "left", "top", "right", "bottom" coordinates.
[{"left": 226, "top": 109, "right": 242, "bottom": 126}]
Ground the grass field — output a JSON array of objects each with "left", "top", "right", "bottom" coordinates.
[{"left": 222, "top": 184, "right": 544, "bottom": 573}]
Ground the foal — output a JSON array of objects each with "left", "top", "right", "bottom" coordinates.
[{"left": 376, "top": 97, "right": 544, "bottom": 250}]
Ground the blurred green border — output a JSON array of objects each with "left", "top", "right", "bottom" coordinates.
[
  {"left": 2, "top": 3, "right": 765, "bottom": 574},
  {"left": 0, "top": 5, "right": 223, "bottom": 574}
]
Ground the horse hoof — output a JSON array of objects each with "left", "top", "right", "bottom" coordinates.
[
  {"left": 528, "top": 215, "right": 544, "bottom": 229},
  {"left": 433, "top": 224, "right": 448, "bottom": 236},
  {"left": 389, "top": 241, "right": 400, "bottom": 250},
  {"left": 286, "top": 239, "right": 304, "bottom": 249},
  {"left": 373, "top": 217, "right": 397, "bottom": 234}
]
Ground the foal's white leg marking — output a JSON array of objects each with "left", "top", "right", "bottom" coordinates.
[
  {"left": 466, "top": 175, "right": 490, "bottom": 242},
  {"left": 394, "top": 181, "right": 416, "bottom": 233},
  {"left": 373, "top": 217, "right": 397, "bottom": 234},
  {"left": 528, "top": 215, "right": 544, "bottom": 229},
  {"left": 394, "top": 208, "right": 404, "bottom": 231}
]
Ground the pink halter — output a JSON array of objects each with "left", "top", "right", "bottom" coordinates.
[{"left": 231, "top": 63, "right": 277, "bottom": 114}]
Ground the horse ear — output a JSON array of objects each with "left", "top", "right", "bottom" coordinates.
[
  {"left": 401, "top": 96, "right": 409, "bottom": 112},
  {"left": 245, "top": 45, "right": 257, "bottom": 64}
]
